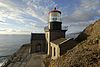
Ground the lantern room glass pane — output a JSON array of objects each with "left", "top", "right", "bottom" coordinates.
[
  {"left": 50, "top": 12, "right": 60, "bottom": 17},
  {"left": 49, "top": 12, "right": 61, "bottom": 22}
]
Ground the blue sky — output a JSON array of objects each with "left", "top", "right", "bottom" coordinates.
[{"left": 0, "top": 0, "right": 100, "bottom": 34}]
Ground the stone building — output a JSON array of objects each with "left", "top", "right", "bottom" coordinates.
[
  {"left": 30, "top": 33, "right": 47, "bottom": 53},
  {"left": 31, "top": 8, "right": 69, "bottom": 59}
]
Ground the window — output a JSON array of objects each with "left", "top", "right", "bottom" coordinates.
[
  {"left": 47, "top": 33, "right": 48, "bottom": 39},
  {"left": 52, "top": 18, "right": 57, "bottom": 21},
  {"left": 54, "top": 48, "right": 56, "bottom": 56}
]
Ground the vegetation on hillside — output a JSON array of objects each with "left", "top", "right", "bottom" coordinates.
[{"left": 48, "top": 19, "right": 100, "bottom": 67}]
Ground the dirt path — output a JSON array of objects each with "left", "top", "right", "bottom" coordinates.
[{"left": 25, "top": 54, "right": 45, "bottom": 67}]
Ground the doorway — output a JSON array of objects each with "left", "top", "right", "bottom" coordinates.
[{"left": 35, "top": 43, "right": 41, "bottom": 52}]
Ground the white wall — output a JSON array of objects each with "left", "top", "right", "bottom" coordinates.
[{"left": 51, "top": 42, "right": 60, "bottom": 60}]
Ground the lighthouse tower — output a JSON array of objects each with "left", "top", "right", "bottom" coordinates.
[{"left": 44, "top": 8, "right": 67, "bottom": 56}]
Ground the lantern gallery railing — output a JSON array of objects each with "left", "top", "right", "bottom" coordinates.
[
  {"left": 44, "top": 26, "right": 49, "bottom": 31},
  {"left": 44, "top": 26, "right": 68, "bottom": 31},
  {"left": 62, "top": 26, "right": 68, "bottom": 31}
]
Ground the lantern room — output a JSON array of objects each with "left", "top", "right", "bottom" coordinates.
[{"left": 49, "top": 7, "right": 61, "bottom": 22}]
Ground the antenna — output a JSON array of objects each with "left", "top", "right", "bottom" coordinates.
[
  {"left": 54, "top": 4, "right": 57, "bottom": 10},
  {"left": 54, "top": 7, "right": 56, "bottom": 10}
]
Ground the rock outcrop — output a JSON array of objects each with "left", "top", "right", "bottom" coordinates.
[
  {"left": 48, "top": 19, "right": 100, "bottom": 67},
  {"left": 1, "top": 44, "right": 46, "bottom": 67},
  {"left": 76, "top": 19, "right": 100, "bottom": 42}
]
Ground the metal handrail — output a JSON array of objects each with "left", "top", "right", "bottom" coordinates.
[
  {"left": 44, "top": 26, "right": 49, "bottom": 31},
  {"left": 62, "top": 26, "right": 68, "bottom": 30},
  {"left": 44, "top": 26, "right": 68, "bottom": 31}
]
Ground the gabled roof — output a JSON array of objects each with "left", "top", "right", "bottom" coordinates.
[{"left": 51, "top": 38, "right": 70, "bottom": 45}]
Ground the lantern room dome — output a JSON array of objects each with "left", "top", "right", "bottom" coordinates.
[
  {"left": 48, "top": 7, "right": 62, "bottom": 22},
  {"left": 49, "top": 7, "right": 61, "bottom": 14}
]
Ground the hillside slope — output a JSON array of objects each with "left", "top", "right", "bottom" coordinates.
[
  {"left": 76, "top": 19, "right": 100, "bottom": 42},
  {"left": 49, "top": 19, "right": 100, "bottom": 67}
]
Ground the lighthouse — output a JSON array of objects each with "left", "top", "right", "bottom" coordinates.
[
  {"left": 48, "top": 7, "right": 62, "bottom": 30},
  {"left": 44, "top": 7, "right": 67, "bottom": 56},
  {"left": 49, "top": 7, "right": 61, "bottom": 22}
]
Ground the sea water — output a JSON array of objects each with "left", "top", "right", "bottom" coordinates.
[{"left": 0, "top": 34, "right": 31, "bottom": 66}]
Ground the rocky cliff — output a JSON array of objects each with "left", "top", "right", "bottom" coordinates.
[
  {"left": 1, "top": 44, "right": 46, "bottom": 67},
  {"left": 48, "top": 19, "right": 100, "bottom": 67}
]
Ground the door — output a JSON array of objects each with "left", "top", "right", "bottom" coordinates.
[{"left": 36, "top": 43, "right": 41, "bottom": 52}]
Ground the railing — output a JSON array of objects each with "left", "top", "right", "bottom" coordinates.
[
  {"left": 62, "top": 26, "right": 68, "bottom": 30},
  {"left": 44, "top": 26, "right": 68, "bottom": 31},
  {"left": 44, "top": 26, "right": 49, "bottom": 31}
]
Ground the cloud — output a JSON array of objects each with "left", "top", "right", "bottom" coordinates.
[
  {"left": 0, "top": 21, "right": 4, "bottom": 23},
  {"left": 0, "top": 29, "right": 6, "bottom": 31},
  {"left": 0, "top": 1, "right": 24, "bottom": 23},
  {"left": 63, "top": 0, "right": 100, "bottom": 23},
  {"left": 0, "top": 0, "right": 39, "bottom": 33},
  {"left": 0, "top": 0, "right": 51, "bottom": 28},
  {"left": 0, "top": 20, "right": 9, "bottom": 25},
  {"left": 62, "top": 10, "right": 95, "bottom": 23},
  {"left": 0, "top": 28, "right": 33, "bottom": 34},
  {"left": 0, "top": 0, "right": 58, "bottom": 34},
  {"left": 0, "top": 0, "right": 100, "bottom": 34},
  {"left": 22, "top": 0, "right": 57, "bottom": 23},
  {"left": 80, "top": 0, "right": 100, "bottom": 10},
  {"left": 62, "top": 0, "right": 100, "bottom": 34}
]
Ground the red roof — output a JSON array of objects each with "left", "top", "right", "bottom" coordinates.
[{"left": 49, "top": 7, "right": 61, "bottom": 14}]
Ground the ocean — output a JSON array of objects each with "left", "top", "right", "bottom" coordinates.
[{"left": 0, "top": 34, "right": 31, "bottom": 66}]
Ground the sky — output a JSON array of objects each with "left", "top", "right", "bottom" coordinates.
[{"left": 0, "top": 0, "right": 100, "bottom": 34}]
